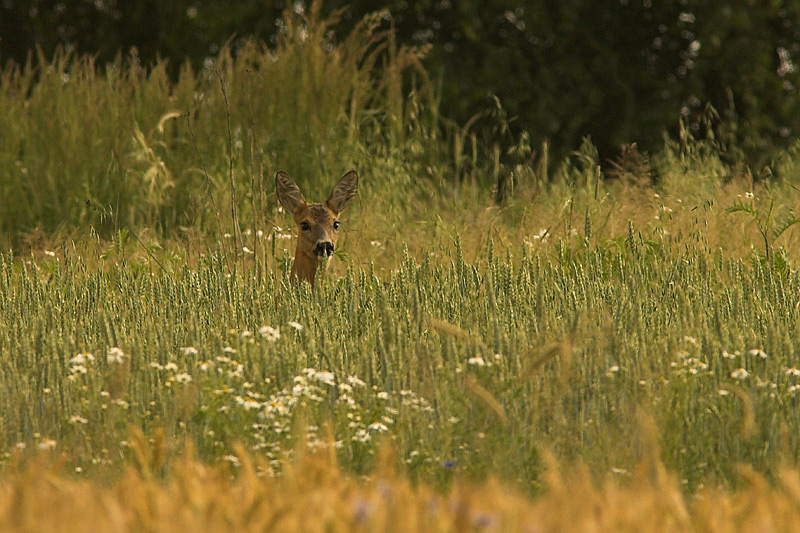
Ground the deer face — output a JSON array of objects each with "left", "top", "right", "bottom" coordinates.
[
  {"left": 294, "top": 203, "right": 341, "bottom": 260},
  {"left": 276, "top": 170, "right": 358, "bottom": 284}
]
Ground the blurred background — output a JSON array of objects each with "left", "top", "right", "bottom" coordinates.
[{"left": 3, "top": 0, "right": 800, "bottom": 167}]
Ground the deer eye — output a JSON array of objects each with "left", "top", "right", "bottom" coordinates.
[
  {"left": 333, "top": 221, "right": 341, "bottom": 231},
  {"left": 300, "top": 222, "right": 311, "bottom": 231}
]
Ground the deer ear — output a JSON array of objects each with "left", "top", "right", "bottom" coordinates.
[
  {"left": 325, "top": 170, "right": 358, "bottom": 214},
  {"left": 276, "top": 171, "right": 307, "bottom": 213}
]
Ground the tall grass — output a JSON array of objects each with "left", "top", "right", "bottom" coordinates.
[
  {"left": 0, "top": 2, "right": 435, "bottom": 250},
  {"left": 2, "top": 227, "right": 800, "bottom": 490},
  {"left": 4, "top": 444, "right": 800, "bottom": 532}
]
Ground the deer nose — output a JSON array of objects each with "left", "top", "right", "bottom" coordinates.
[{"left": 314, "top": 241, "right": 334, "bottom": 257}]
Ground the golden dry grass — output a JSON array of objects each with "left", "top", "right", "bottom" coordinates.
[{"left": 3, "top": 444, "right": 800, "bottom": 532}]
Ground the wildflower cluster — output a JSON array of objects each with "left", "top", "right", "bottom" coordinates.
[
  {"left": 150, "top": 356, "right": 195, "bottom": 387},
  {"left": 68, "top": 346, "right": 127, "bottom": 379},
  {"left": 223, "top": 226, "right": 292, "bottom": 242},
  {"left": 670, "top": 343, "right": 800, "bottom": 402},
  {"left": 191, "top": 354, "right": 434, "bottom": 471},
  {"left": 670, "top": 350, "right": 710, "bottom": 376},
  {"left": 785, "top": 366, "right": 800, "bottom": 394},
  {"left": 68, "top": 352, "right": 95, "bottom": 377},
  {"left": 719, "top": 347, "right": 769, "bottom": 384}
]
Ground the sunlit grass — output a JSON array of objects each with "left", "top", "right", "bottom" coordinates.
[
  {"left": 2, "top": 225, "right": 800, "bottom": 492},
  {"left": 4, "top": 444, "right": 800, "bottom": 532}
]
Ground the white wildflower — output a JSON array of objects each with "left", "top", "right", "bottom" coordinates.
[
  {"left": 235, "top": 396, "right": 261, "bottom": 410},
  {"left": 748, "top": 348, "right": 768, "bottom": 359},
  {"left": 258, "top": 326, "right": 281, "bottom": 342},
  {"left": 107, "top": 347, "right": 125, "bottom": 364},
  {"left": 261, "top": 400, "right": 290, "bottom": 417},
  {"left": 347, "top": 375, "right": 366, "bottom": 387},
  {"left": 69, "top": 352, "right": 94, "bottom": 366},
  {"left": 175, "top": 373, "right": 193, "bottom": 384},
  {"left": 467, "top": 356, "right": 486, "bottom": 367},
  {"left": 222, "top": 454, "right": 241, "bottom": 467},
  {"left": 353, "top": 429, "right": 371, "bottom": 443},
  {"left": 182, "top": 346, "right": 199, "bottom": 356},
  {"left": 730, "top": 368, "right": 750, "bottom": 380},
  {"left": 37, "top": 439, "right": 57, "bottom": 451},
  {"left": 685, "top": 358, "right": 708, "bottom": 374},
  {"left": 313, "top": 371, "right": 336, "bottom": 386},
  {"left": 70, "top": 365, "right": 88, "bottom": 375},
  {"left": 111, "top": 399, "right": 130, "bottom": 409},
  {"left": 287, "top": 321, "right": 303, "bottom": 331}
]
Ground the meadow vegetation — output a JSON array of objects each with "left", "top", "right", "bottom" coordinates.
[{"left": 2, "top": 5, "right": 800, "bottom": 530}]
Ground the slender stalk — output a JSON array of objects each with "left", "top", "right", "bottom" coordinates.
[
  {"left": 215, "top": 68, "right": 243, "bottom": 272},
  {"left": 246, "top": 69, "right": 263, "bottom": 276}
]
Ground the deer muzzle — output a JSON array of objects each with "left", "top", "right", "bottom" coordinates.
[{"left": 314, "top": 241, "right": 334, "bottom": 257}]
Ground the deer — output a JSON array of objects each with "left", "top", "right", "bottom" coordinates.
[{"left": 275, "top": 170, "right": 358, "bottom": 286}]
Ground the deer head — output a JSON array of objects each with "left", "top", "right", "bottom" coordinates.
[{"left": 276, "top": 170, "right": 358, "bottom": 286}]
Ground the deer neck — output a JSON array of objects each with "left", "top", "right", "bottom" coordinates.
[{"left": 291, "top": 245, "right": 321, "bottom": 286}]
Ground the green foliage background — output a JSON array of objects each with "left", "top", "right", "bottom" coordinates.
[{"left": 3, "top": 0, "right": 800, "bottom": 164}]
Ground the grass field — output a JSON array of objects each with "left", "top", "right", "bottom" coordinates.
[{"left": 3, "top": 5, "right": 800, "bottom": 530}]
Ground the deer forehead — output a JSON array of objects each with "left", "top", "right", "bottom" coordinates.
[{"left": 295, "top": 204, "right": 338, "bottom": 225}]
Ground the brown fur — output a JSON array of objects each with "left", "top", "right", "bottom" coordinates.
[{"left": 276, "top": 170, "right": 358, "bottom": 286}]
